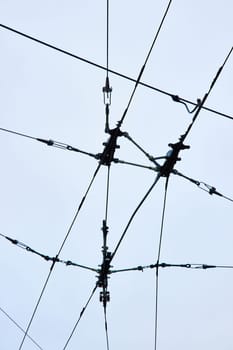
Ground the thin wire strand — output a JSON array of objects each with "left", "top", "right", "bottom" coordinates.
[
  {"left": 0, "top": 306, "right": 44, "bottom": 350},
  {"left": 103, "top": 306, "right": 110, "bottom": 350},
  {"left": 19, "top": 269, "right": 53, "bottom": 349},
  {"left": 106, "top": 0, "right": 109, "bottom": 77},
  {"left": 118, "top": 0, "right": 172, "bottom": 127},
  {"left": 62, "top": 285, "right": 98, "bottom": 350},
  {"left": 154, "top": 178, "right": 169, "bottom": 350},
  {"left": 0, "top": 24, "right": 232, "bottom": 121}
]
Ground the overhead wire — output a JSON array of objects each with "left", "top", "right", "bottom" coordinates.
[
  {"left": 117, "top": 0, "right": 173, "bottom": 127},
  {"left": 154, "top": 178, "right": 169, "bottom": 350},
  {"left": 62, "top": 284, "right": 98, "bottom": 350},
  {"left": 18, "top": 163, "right": 101, "bottom": 349},
  {"left": 0, "top": 306, "right": 44, "bottom": 350},
  {"left": 1, "top": 24, "right": 232, "bottom": 121}
]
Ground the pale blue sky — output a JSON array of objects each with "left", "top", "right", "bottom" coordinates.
[{"left": 0, "top": 1, "right": 232, "bottom": 349}]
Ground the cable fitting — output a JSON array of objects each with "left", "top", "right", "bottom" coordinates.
[
  {"left": 102, "top": 77, "right": 112, "bottom": 105},
  {"left": 160, "top": 141, "right": 190, "bottom": 177}
]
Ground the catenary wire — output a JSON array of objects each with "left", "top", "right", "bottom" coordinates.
[
  {"left": 62, "top": 284, "right": 98, "bottom": 350},
  {"left": 18, "top": 164, "right": 101, "bottom": 349},
  {"left": 103, "top": 306, "right": 110, "bottom": 350},
  {"left": 0, "top": 306, "right": 44, "bottom": 350},
  {"left": 118, "top": 0, "right": 172, "bottom": 127},
  {"left": 0, "top": 24, "right": 232, "bottom": 121},
  {"left": 154, "top": 178, "right": 169, "bottom": 350}
]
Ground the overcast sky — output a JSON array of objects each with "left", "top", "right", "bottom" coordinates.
[{"left": 0, "top": 1, "right": 233, "bottom": 349}]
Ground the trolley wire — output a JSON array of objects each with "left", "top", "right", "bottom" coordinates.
[
  {"left": 118, "top": 0, "right": 172, "bottom": 127},
  {"left": 154, "top": 178, "right": 169, "bottom": 350},
  {"left": 103, "top": 306, "right": 110, "bottom": 350},
  {"left": 62, "top": 284, "right": 98, "bottom": 350},
  {"left": 0, "top": 306, "right": 44, "bottom": 350},
  {"left": 0, "top": 24, "right": 232, "bottom": 121}
]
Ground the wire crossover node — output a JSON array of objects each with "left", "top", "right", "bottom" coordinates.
[
  {"left": 96, "top": 127, "right": 125, "bottom": 166},
  {"left": 160, "top": 141, "right": 190, "bottom": 177},
  {"left": 97, "top": 220, "right": 112, "bottom": 306}
]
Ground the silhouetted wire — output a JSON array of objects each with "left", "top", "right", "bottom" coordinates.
[
  {"left": 180, "top": 46, "right": 233, "bottom": 144},
  {"left": 111, "top": 262, "right": 233, "bottom": 273},
  {"left": 154, "top": 177, "right": 169, "bottom": 350},
  {"left": 103, "top": 306, "right": 110, "bottom": 350},
  {"left": 19, "top": 269, "right": 53, "bottom": 350},
  {"left": 110, "top": 172, "right": 161, "bottom": 263},
  {"left": 0, "top": 127, "right": 37, "bottom": 140},
  {"left": 18, "top": 164, "right": 101, "bottom": 349},
  {"left": 106, "top": 0, "right": 110, "bottom": 77},
  {"left": 0, "top": 23, "right": 232, "bottom": 121},
  {"left": 172, "top": 169, "right": 233, "bottom": 203},
  {"left": 0, "top": 306, "right": 44, "bottom": 350},
  {"left": 0, "top": 126, "right": 97, "bottom": 159},
  {"left": 0, "top": 232, "right": 97, "bottom": 272},
  {"left": 118, "top": 0, "right": 173, "bottom": 127},
  {"left": 62, "top": 285, "right": 98, "bottom": 350}
]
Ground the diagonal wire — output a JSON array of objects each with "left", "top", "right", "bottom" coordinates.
[
  {"left": 18, "top": 164, "right": 101, "bottom": 349},
  {"left": 110, "top": 172, "right": 161, "bottom": 263},
  {"left": 19, "top": 268, "right": 53, "bottom": 349},
  {"left": 0, "top": 306, "right": 44, "bottom": 350},
  {"left": 0, "top": 24, "right": 232, "bottom": 121},
  {"left": 62, "top": 284, "right": 98, "bottom": 350},
  {"left": 180, "top": 47, "right": 233, "bottom": 144},
  {"left": 0, "top": 232, "right": 97, "bottom": 272},
  {"left": 118, "top": 0, "right": 173, "bottom": 127},
  {"left": 172, "top": 169, "right": 233, "bottom": 203},
  {"left": 154, "top": 177, "right": 169, "bottom": 350}
]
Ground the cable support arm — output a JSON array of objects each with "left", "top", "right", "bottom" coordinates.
[
  {"left": 111, "top": 262, "right": 232, "bottom": 273},
  {"left": 0, "top": 233, "right": 98, "bottom": 272},
  {"left": 172, "top": 169, "right": 233, "bottom": 203},
  {"left": 112, "top": 158, "right": 158, "bottom": 171}
]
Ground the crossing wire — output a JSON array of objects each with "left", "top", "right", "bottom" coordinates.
[
  {"left": 18, "top": 164, "right": 101, "bottom": 349},
  {"left": 118, "top": 0, "right": 173, "bottom": 127},
  {"left": 0, "top": 306, "right": 44, "bottom": 350},
  {"left": 0, "top": 24, "right": 232, "bottom": 121}
]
